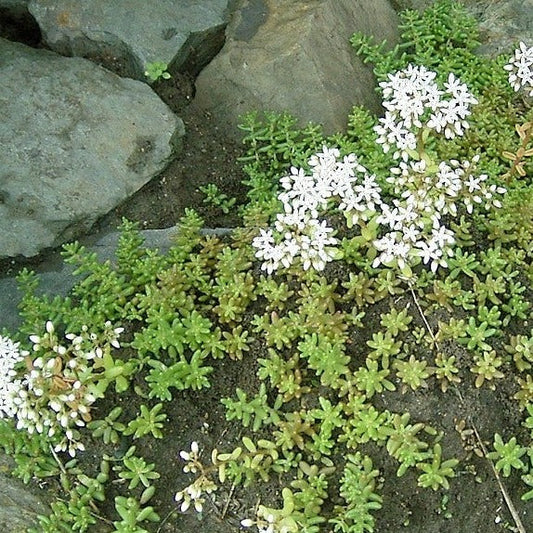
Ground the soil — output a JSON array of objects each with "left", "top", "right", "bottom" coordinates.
[{"left": 1, "top": 12, "right": 532, "bottom": 533}]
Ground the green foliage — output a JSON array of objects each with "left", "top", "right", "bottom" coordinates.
[
  {"left": 32, "top": 500, "right": 92, "bottom": 533},
  {"left": 215, "top": 437, "right": 281, "bottom": 487},
  {"left": 32, "top": 459, "right": 110, "bottom": 532},
  {"left": 222, "top": 383, "right": 281, "bottom": 431},
  {"left": 115, "top": 449, "right": 160, "bottom": 490},
  {"left": 380, "top": 306, "right": 413, "bottom": 336},
  {"left": 60, "top": 241, "right": 135, "bottom": 326},
  {"left": 306, "top": 397, "right": 345, "bottom": 456},
  {"left": 353, "top": 358, "right": 396, "bottom": 398},
  {"left": 434, "top": 352, "right": 461, "bottom": 392},
  {"left": 341, "top": 395, "right": 391, "bottom": 447},
  {"left": 238, "top": 110, "right": 324, "bottom": 183},
  {"left": 124, "top": 403, "right": 167, "bottom": 440},
  {"left": 253, "top": 310, "right": 301, "bottom": 349},
  {"left": 487, "top": 433, "right": 528, "bottom": 477},
  {"left": 506, "top": 330, "right": 533, "bottom": 372},
  {"left": 470, "top": 350, "right": 505, "bottom": 389},
  {"left": 459, "top": 317, "right": 497, "bottom": 352},
  {"left": 297, "top": 333, "right": 350, "bottom": 388},
  {"left": 199, "top": 183, "right": 237, "bottom": 214},
  {"left": 144, "top": 61, "right": 171, "bottom": 81},
  {"left": 329, "top": 453, "right": 382, "bottom": 533},
  {"left": 258, "top": 349, "right": 311, "bottom": 402},
  {"left": 393, "top": 355, "right": 433, "bottom": 391},
  {"left": 87, "top": 406, "right": 126, "bottom": 445},
  {"left": 417, "top": 443, "right": 459, "bottom": 490},
  {"left": 514, "top": 375, "right": 533, "bottom": 410},
  {"left": 366, "top": 331, "right": 402, "bottom": 367},
  {"left": 385, "top": 413, "right": 431, "bottom": 476},
  {"left": 113, "top": 495, "right": 160, "bottom": 532},
  {"left": 257, "top": 276, "right": 295, "bottom": 311},
  {"left": 222, "top": 325, "right": 251, "bottom": 360},
  {"left": 0, "top": 420, "right": 59, "bottom": 483}
]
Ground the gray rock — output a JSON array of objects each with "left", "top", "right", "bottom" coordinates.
[
  {"left": 0, "top": 38, "right": 184, "bottom": 260},
  {"left": 192, "top": 0, "right": 400, "bottom": 138},
  {"left": 27, "top": 0, "right": 235, "bottom": 79},
  {"left": 0, "top": 454, "right": 50, "bottom": 532}
]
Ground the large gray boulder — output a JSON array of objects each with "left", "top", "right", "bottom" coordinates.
[
  {"left": 192, "top": 0, "right": 400, "bottom": 138},
  {"left": 27, "top": 0, "right": 235, "bottom": 79},
  {"left": 0, "top": 38, "right": 184, "bottom": 260}
]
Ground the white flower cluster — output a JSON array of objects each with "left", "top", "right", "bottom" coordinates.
[
  {"left": 504, "top": 41, "right": 533, "bottom": 96},
  {"left": 175, "top": 441, "right": 217, "bottom": 513},
  {"left": 375, "top": 64, "right": 478, "bottom": 159},
  {"left": 252, "top": 147, "right": 379, "bottom": 273},
  {"left": 241, "top": 514, "right": 284, "bottom": 533},
  {"left": 241, "top": 502, "right": 297, "bottom": 533},
  {"left": 253, "top": 65, "right": 506, "bottom": 275},
  {"left": 0, "top": 335, "right": 25, "bottom": 418},
  {"left": 2, "top": 320, "right": 123, "bottom": 457},
  {"left": 373, "top": 154, "right": 506, "bottom": 272}
]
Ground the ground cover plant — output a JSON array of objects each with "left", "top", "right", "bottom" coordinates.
[{"left": 0, "top": 1, "right": 532, "bottom": 531}]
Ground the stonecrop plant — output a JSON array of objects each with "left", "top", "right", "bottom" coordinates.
[
  {"left": 1, "top": 320, "right": 125, "bottom": 457},
  {"left": 252, "top": 64, "right": 507, "bottom": 277},
  {"left": 0, "top": 2, "right": 532, "bottom": 532}
]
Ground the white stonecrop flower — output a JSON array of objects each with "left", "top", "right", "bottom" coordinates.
[
  {"left": 415, "top": 223, "right": 456, "bottom": 272},
  {"left": 504, "top": 41, "right": 533, "bottom": 96},
  {"left": 375, "top": 65, "right": 477, "bottom": 159},
  {"left": 175, "top": 442, "right": 217, "bottom": 515},
  {"left": 427, "top": 73, "right": 478, "bottom": 139},
  {"left": 2, "top": 322, "right": 124, "bottom": 457},
  {"left": 0, "top": 335, "right": 25, "bottom": 418},
  {"left": 254, "top": 65, "right": 505, "bottom": 276},
  {"left": 380, "top": 64, "right": 441, "bottom": 128},
  {"left": 253, "top": 146, "right": 366, "bottom": 273},
  {"left": 299, "top": 219, "right": 338, "bottom": 271}
]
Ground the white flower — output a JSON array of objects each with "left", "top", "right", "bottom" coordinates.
[
  {"left": 279, "top": 166, "right": 323, "bottom": 214},
  {"left": 380, "top": 64, "right": 440, "bottom": 128},
  {"left": 426, "top": 73, "right": 478, "bottom": 139},
  {"left": 372, "top": 232, "right": 400, "bottom": 268},
  {"left": 308, "top": 145, "right": 340, "bottom": 169},
  {"left": 253, "top": 228, "right": 276, "bottom": 255},
  {"left": 415, "top": 238, "right": 442, "bottom": 272},
  {"left": 0, "top": 335, "right": 25, "bottom": 419},
  {"left": 400, "top": 224, "right": 421, "bottom": 243},
  {"left": 375, "top": 114, "right": 417, "bottom": 159},
  {"left": 253, "top": 228, "right": 288, "bottom": 274},
  {"left": 376, "top": 203, "right": 401, "bottom": 229},
  {"left": 376, "top": 65, "right": 477, "bottom": 159},
  {"left": 298, "top": 219, "right": 337, "bottom": 271},
  {"left": 429, "top": 224, "right": 455, "bottom": 249},
  {"left": 179, "top": 441, "right": 199, "bottom": 462},
  {"left": 175, "top": 474, "right": 217, "bottom": 515},
  {"left": 504, "top": 41, "right": 533, "bottom": 95},
  {"left": 352, "top": 173, "right": 382, "bottom": 210}
]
